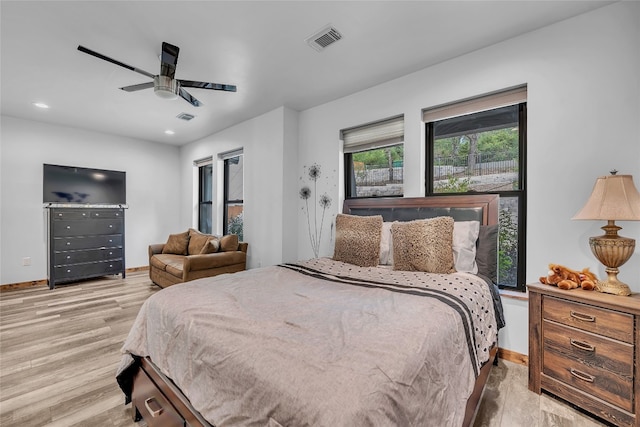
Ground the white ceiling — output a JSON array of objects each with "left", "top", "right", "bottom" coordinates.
[{"left": 1, "top": 1, "right": 613, "bottom": 146}]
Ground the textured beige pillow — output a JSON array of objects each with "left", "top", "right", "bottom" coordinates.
[
  {"left": 200, "top": 238, "right": 220, "bottom": 254},
  {"left": 333, "top": 214, "right": 383, "bottom": 267},
  {"left": 391, "top": 216, "right": 456, "bottom": 273},
  {"left": 188, "top": 228, "right": 213, "bottom": 255},
  {"left": 219, "top": 234, "right": 239, "bottom": 252},
  {"left": 162, "top": 231, "right": 190, "bottom": 255}
]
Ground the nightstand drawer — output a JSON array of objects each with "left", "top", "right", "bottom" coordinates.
[
  {"left": 544, "top": 350, "right": 633, "bottom": 412},
  {"left": 543, "top": 320, "right": 634, "bottom": 376},
  {"left": 543, "top": 296, "right": 634, "bottom": 343}
]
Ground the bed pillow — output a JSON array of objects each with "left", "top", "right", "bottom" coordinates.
[
  {"left": 333, "top": 214, "right": 383, "bottom": 267},
  {"left": 162, "top": 231, "right": 190, "bottom": 255},
  {"left": 392, "top": 216, "right": 455, "bottom": 273},
  {"left": 188, "top": 228, "right": 214, "bottom": 255},
  {"left": 200, "top": 238, "right": 220, "bottom": 254},
  {"left": 379, "top": 221, "right": 395, "bottom": 265},
  {"left": 452, "top": 221, "right": 480, "bottom": 274},
  {"left": 476, "top": 224, "right": 499, "bottom": 283}
]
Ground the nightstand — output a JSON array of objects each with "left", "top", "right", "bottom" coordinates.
[{"left": 528, "top": 283, "right": 640, "bottom": 427}]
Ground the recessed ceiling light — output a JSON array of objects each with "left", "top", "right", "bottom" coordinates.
[
  {"left": 164, "top": 130, "right": 175, "bottom": 135},
  {"left": 32, "top": 102, "right": 50, "bottom": 109}
]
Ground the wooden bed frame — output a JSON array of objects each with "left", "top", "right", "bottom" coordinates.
[{"left": 131, "top": 194, "right": 500, "bottom": 427}]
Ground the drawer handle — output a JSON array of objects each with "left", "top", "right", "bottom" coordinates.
[
  {"left": 570, "top": 339, "right": 595, "bottom": 352},
  {"left": 570, "top": 311, "right": 595, "bottom": 322},
  {"left": 570, "top": 368, "right": 595, "bottom": 383},
  {"left": 144, "top": 397, "right": 163, "bottom": 418}
]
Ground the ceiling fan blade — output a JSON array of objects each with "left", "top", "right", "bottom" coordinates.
[
  {"left": 179, "top": 80, "right": 237, "bottom": 92},
  {"left": 161, "top": 42, "right": 179, "bottom": 80},
  {"left": 120, "top": 82, "right": 155, "bottom": 92},
  {"left": 179, "top": 88, "right": 202, "bottom": 107},
  {"left": 77, "top": 45, "right": 155, "bottom": 79}
]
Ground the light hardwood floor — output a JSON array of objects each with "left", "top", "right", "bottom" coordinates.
[{"left": 1, "top": 272, "right": 609, "bottom": 426}]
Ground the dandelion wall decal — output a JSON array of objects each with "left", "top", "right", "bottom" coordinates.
[{"left": 300, "top": 163, "right": 332, "bottom": 258}]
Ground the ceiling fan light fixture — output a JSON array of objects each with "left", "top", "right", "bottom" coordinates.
[{"left": 154, "top": 75, "right": 179, "bottom": 100}]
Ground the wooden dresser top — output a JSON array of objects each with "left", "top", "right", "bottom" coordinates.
[{"left": 527, "top": 282, "right": 640, "bottom": 315}]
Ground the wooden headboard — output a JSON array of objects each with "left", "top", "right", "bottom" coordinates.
[{"left": 343, "top": 194, "right": 499, "bottom": 226}]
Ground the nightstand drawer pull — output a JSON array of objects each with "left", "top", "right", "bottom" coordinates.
[
  {"left": 570, "top": 339, "right": 595, "bottom": 352},
  {"left": 570, "top": 311, "right": 595, "bottom": 322},
  {"left": 144, "top": 397, "right": 163, "bottom": 418},
  {"left": 570, "top": 368, "right": 595, "bottom": 383}
]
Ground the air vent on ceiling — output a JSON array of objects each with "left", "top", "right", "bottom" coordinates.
[
  {"left": 305, "top": 24, "right": 342, "bottom": 52},
  {"left": 176, "top": 112, "right": 196, "bottom": 121}
]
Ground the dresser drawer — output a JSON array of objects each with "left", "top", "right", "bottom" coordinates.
[
  {"left": 54, "top": 247, "right": 123, "bottom": 265},
  {"left": 53, "top": 218, "right": 123, "bottom": 237},
  {"left": 53, "top": 260, "right": 123, "bottom": 280},
  {"left": 544, "top": 349, "right": 634, "bottom": 412},
  {"left": 54, "top": 235, "right": 123, "bottom": 251},
  {"left": 51, "top": 210, "right": 91, "bottom": 220},
  {"left": 543, "top": 296, "right": 634, "bottom": 343},
  {"left": 132, "top": 368, "right": 185, "bottom": 427},
  {"left": 90, "top": 209, "right": 123, "bottom": 219},
  {"left": 543, "top": 320, "right": 634, "bottom": 375}
]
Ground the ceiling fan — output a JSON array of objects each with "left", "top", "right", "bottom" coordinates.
[{"left": 77, "top": 42, "right": 236, "bottom": 107}]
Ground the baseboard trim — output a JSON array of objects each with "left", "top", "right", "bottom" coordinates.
[
  {"left": 0, "top": 266, "right": 149, "bottom": 292},
  {"left": 0, "top": 279, "right": 49, "bottom": 292},
  {"left": 498, "top": 347, "right": 528, "bottom": 366}
]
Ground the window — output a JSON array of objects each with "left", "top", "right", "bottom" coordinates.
[
  {"left": 196, "top": 158, "right": 213, "bottom": 234},
  {"left": 342, "top": 115, "right": 404, "bottom": 198},
  {"left": 223, "top": 153, "right": 243, "bottom": 240},
  {"left": 424, "top": 86, "right": 527, "bottom": 291}
]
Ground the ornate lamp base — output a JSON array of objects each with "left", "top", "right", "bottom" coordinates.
[
  {"left": 589, "top": 220, "right": 635, "bottom": 297},
  {"left": 594, "top": 278, "right": 632, "bottom": 296}
]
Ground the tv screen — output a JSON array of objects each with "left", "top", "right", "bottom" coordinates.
[{"left": 43, "top": 164, "right": 126, "bottom": 205}]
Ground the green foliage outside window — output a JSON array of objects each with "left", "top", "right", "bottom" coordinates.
[
  {"left": 498, "top": 209, "right": 518, "bottom": 285},
  {"left": 433, "top": 129, "right": 518, "bottom": 162},
  {"left": 352, "top": 145, "right": 404, "bottom": 166},
  {"left": 228, "top": 212, "right": 243, "bottom": 241}
]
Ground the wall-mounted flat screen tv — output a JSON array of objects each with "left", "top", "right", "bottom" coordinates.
[{"left": 43, "top": 164, "right": 126, "bottom": 205}]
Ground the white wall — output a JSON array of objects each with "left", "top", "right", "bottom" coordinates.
[
  {"left": 179, "top": 106, "right": 299, "bottom": 269},
  {"left": 0, "top": 116, "right": 182, "bottom": 285},
  {"left": 296, "top": 1, "right": 640, "bottom": 356}
]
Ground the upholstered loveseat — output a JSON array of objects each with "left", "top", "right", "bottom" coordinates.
[{"left": 149, "top": 228, "right": 248, "bottom": 288}]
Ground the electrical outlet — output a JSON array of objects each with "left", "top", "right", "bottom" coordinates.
[{"left": 22, "top": 257, "right": 31, "bottom": 266}]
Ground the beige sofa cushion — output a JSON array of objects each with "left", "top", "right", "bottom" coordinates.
[
  {"left": 151, "top": 254, "right": 185, "bottom": 276},
  {"left": 162, "top": 231, "right": 189, "bottom": 255},
  {"left": 188, "top": 228, "right": 215, "bottom": 255},
  {"left": 200, "top": 238, "right": 220, "bottom": 254},
  {"left": 219, "top": 234, "right": 239, "bottom": 252}
]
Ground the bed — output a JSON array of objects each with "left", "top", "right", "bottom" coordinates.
[{"left": 117, "top": 194, "right": 504, "bottom": 427}]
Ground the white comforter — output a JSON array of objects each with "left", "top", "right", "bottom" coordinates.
[{"left": 118, "top": 258, "right": 498, "bottom": 426}]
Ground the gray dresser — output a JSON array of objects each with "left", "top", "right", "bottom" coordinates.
[{"left": 47, "top": 206, "right": 125, "bottom": 289}]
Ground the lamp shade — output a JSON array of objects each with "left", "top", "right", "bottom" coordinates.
[{"left": 572, "top": 174, "right": 640, "bottom": 221}]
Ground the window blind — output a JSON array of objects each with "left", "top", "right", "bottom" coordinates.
[
  {"left": 422, "top": 85, "right": 527, "bottom": 123},
  {"left": 194, "top": 156, "right": 213, "bottom": 167},
  {"left": 219, "top": 148, "right": 243, "bottom": 161},
  {"left": 341, "top": 115, "right": 404, "bottom": 153}
]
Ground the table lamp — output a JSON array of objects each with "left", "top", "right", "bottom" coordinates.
[{"left": 572, "top": 171, "right": 640, "bottom": 296}]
